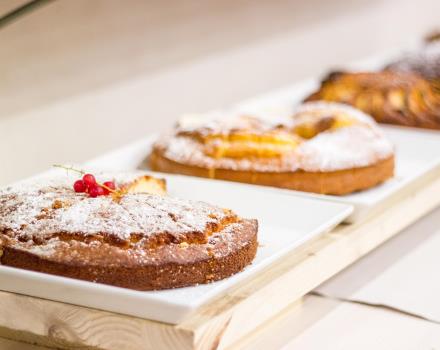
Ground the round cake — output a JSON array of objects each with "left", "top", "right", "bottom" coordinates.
[
  {"left": 150, "top": 102, "right": 395, "bottom": 195},
  {"left": 305, "top": 71, "right": 440, "bottom": 129},
  {"left": 0, "top": 173, "right": 258, "bottom": 290}
]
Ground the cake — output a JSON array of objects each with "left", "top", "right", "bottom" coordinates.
[
  {"left": 150, "top": 102, "right": 394, "bottom": 195},
  {"left": 304, "top": 71, "right": 440, "bottom": 129},
  {"left": 0, "top": 172, "right": 258, "bottom": 290}
]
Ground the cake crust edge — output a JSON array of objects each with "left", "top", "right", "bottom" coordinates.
[
  {"left": 1, "top": 219, "right": 258, "bottom": 291},
  {"left": 150, "top": 149, "right": 394, "bottom": 195}
]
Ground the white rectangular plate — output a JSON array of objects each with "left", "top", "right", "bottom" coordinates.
[
  {"left": 85, "top": 118, "right": 440, "bottom": 223},
  {"left": 0, "top": 173, "right": 352, "bottom": 324}
]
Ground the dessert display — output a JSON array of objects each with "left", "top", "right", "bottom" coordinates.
[
  {"left": 0, "top": 170, "right": 258, "bottom": 290},
  {"left": 304, "top": 71, "right": 440, "bottom": 129},
  {"left": 150, "top": 102, "right": 395, "bottom": 195}
]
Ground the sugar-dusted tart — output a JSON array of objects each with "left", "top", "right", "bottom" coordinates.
[
  {"left": 305, "top": 71, "right": 440, "bottom": 129},
  {"left": 0, "top": 172, "right": 258, "bottom": 290},
  {"left": 150, "top": 102, "right": 394, "bottom": 195}
]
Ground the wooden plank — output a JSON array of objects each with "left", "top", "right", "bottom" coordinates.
[
  {"left": 0, "top": 335, "right": 48, "bottom": 349},
  {"left": 0, "top": 293, "right": 193, "bottom": 350},
  {"left": 227, "top": 298, "right": 305, "bottom": 350},
  {"left": 1, "top": 175, "right": 440, "bottom": 350}
]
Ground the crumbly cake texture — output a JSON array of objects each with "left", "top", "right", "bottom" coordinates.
[
  {"left": 0, "top": 174, "right": 258, "bottom": 290},
  {"left": 150, "top": 102, "right": 394, "bottom": 194}
]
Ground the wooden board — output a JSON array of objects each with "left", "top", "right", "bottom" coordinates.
[{"left": 1, "top": 174, "right": 440, "bottom": 350}]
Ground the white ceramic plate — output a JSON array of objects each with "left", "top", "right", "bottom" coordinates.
[
  {"left": 85, "top": 116, "right": 440, "bottom": 223},
  {"left": 0, "top": 173, "right": 352, "bottom": 324}
]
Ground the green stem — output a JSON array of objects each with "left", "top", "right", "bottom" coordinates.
[{"left": 53, "top": 164, "right": 85, "bottom": 175}]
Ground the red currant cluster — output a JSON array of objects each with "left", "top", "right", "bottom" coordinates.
[{"left": 73, "top": 174, "right": 116, "bottom": 198}]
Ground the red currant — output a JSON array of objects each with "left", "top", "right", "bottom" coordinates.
[
  {"left": 102, "top": 181, "right": 116, "bottom": 195},
  {"left": 73, "top": 179, "right": 87, "bottom": 193},
  {"left": 96, "top": 186, "right": 106, "bottom": 196},
  {"left": 82, "top": 174, "right": 96, "bottom": 188},
  {"left": 88, "top": 185, "right": 105, "bottom": 198}
]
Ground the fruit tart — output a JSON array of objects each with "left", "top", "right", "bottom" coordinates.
[{"left": 150, "top": 102, "right": 394, "bottom": 195}]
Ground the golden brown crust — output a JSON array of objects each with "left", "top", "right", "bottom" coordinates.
[
  {"left": 150, "top": 149, "right": 395, "bottom": 195},
  {"left": 305, "top": 71, "right": 440, "bottom": 130},
  {"left": 1, "top": 218, "right": 258, "bottom": 291},
  {"left": 120, "top": 175, "right": 167, "bottom": 196}
]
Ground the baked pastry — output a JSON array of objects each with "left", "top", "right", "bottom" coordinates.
[
  {"left": 386, "top": 42, "right": 440, "bottom": 89},
  {"left": 305, "top": 71, "right": 440, "bottom": 129},
  {"left": 150, "top": 102, "right": 394, "bottom": 195},
  {"left": 0, "top": 173, "right": 258, "bottom": 290},
  {"left": 120, "top": 173, "right": 167, "bottom": 195}
]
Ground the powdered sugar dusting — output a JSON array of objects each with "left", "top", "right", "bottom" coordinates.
[
  {"left": 297, "top": 125, "right": 394, "bottom": 171},
  {"left": 154, "top": 102, "right": 394, "bottom": 172},
  {"left": 293, "top": 101, "right": 377, "bottom": 126},
  {"left": 0, "top": 174, "right": 236, "bottom": 258}
]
